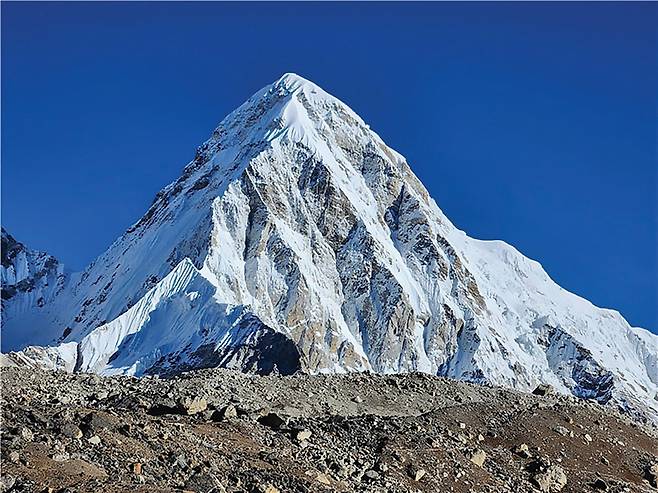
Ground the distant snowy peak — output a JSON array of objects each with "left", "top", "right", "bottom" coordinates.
[
  {"left": 1, "top": 228, "right": 69, "bottom": 350},
  {"left": 2, "top": 73, "right": 657, "bottom": 422},
  {"left": 1, "top": 228, "right": 67, "bottom": 304}
]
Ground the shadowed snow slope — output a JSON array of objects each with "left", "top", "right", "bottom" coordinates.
[{"left": 2, "top": 73, "right": 657, "bottom": 420}]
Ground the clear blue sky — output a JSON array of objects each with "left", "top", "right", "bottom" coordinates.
[{"left": 2, "top": 2, "right": 656, "bottom": 332}]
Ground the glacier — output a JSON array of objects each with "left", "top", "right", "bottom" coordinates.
[{"left": 2, "top": 73, "right": 656, "bottom": 421}]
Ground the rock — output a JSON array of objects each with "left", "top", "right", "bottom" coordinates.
[
  {"left": 513, "top": 443, "right": 532, "bottom": 458},
  {"left": 0, "top": 474, "right": 15, "bottom": 492},
  {"left": 456, "top": 432, "right": 469, "bottom": 444},
  {"left": 352, "top": 395, "right": 364, "bottom": 403},
  {"left": 554, "top": 426, "right": 570, "bottom": 436},
  {"left": 295, "top": 429, "right": 312, "bottom": 442},
  {"left": 469, "top": 449, "right": 487, "bottom": 468},
  {"left": 408, "top": 465, "right": 426, "bottom": 481},
  {"left": 82, "top": 411, "right": 118, "bottom": 432},
  {"left": 19, "top": 427, "right": 33, "bottom": 442},
  {"left": 592, "top": 478, "right": 608, "bottom": 490},
  {"left": 60, "top": 423, "right": 83, "bottom": 439},
  {"left": 316, "top": 473, "right": 331, "bottom": 485},
  {"left": 645, "top": 463, "right": 658, "bottom": 488},
  {"left": 259, "top": 484, "right": 280, "bottom": 493},
  {"left": 220, "top": 404, "right": 238, "bottom": 420},
  {"left": 178, "top": 396, "right": 207, "bottom": 415},
  {"left": 148, "top": 398, "right": 179, "bottom": 415},
  {"left": 8, "top": 451, "right": 20, "bottom": 463},
  {"left": 458, "top": 422, "right": 466, "bottom": 429},
  {"left": 172, "top": 453, "right": 188, "bottom": 469},
  {"left": 584, "top": 433, "right": 592, "bottom": 443},
  {"left": 533, "top": 465, "right": 567, "bottom": 492},
  {"left": 210, "top": 404, "right": 239, "bottom": 422},
  {"left": 184, "top": 472, "right": 224, "bottom": 492},
  {"left": 258, "top": 412, "right": 288, "bottom": 429},
  {"left": 1, "top": 364, "right": 655, "bottom": 493},
  {"left": 533, "top": 384, "right": 555, "bottom": 397}
]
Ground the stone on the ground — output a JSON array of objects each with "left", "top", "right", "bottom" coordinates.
[
  {"left": 258, "top": 412, "right": 288, "bottom": 429},
  {"left": 533, "top": 384, "right": 555, "bottom": 396},
  {"left": 533, "top": 465, "right": 567, "bottom": 492},
  {"left": 60, "top": 423, "right": 83, "bottom": 439},
  {"left": 178, "top": 396, "right": 207, "bottom": 415},
  {"left": 469, "top": 449, "right": 487, "bottom": 467},
  {"left": 295, "top": 429, "right": 312, "bottom": 442},
  {"left": 221, "top": 404, "right": 238, "bottom": 419},
  {"left": 513, "top": 443, "right": 532, "bottom": 458},
  {"left": 408, "top": 465, "right": 426, "bottom": 481},
  {"left": 645, "top": 463, "right": 658, "bottom": 488},
  {"left": 51, "top": 452, "right": 70, "bottom": 462},
  {"left": 19, "top": 427, "right": 33, "bottom": 442},
  {"left": 0, "top": 474, "right": 15, "bottom": 492},
  {"left": 315, "top": 472, "right": 331, "bottom": 485},
  {"left": 592, "top": 478, "right": 608, "bottom": 490}
]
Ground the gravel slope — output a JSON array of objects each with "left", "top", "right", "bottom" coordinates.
[{"left": 1, "top": 367, "right": 657, "bottom": 493}]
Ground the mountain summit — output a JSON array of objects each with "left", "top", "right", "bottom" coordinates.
[{"left": 3, "top": 74, "right": 657, "bottom": 420}]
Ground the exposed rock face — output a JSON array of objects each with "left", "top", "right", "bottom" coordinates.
[{"left": 1, "top": 74, "right": 657, "bottom": 420}]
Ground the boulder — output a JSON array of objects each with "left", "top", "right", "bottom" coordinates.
[
  {"left": 469, "top": 449, "right": 487, "bottom": 468},
  {"left": 533, "top": 384, "right": 555, "bottom": 397},
  {"left": 258, "top": 412, "right": 288, "bottom": 430},
  {"left": 592, "top": 478, "right": 608, "bottom": 490},
  {"left": 513, "top": 443, "right": 532, "bottom": 458},
  {"left": 178, "top": 396, "right": 207, "bottom": 415},
  {"left": 408, "top": 465, "right": 426, "bottom": 481},
  {"left": 533, "top": 465, "right": 567, "bottom": 492},
  {"left": 60, "top": 423, "right": 83, "bottom": 439},
  {"left": 645, "top": 463, "right": 658, "bottom": 488},
  {"left": 295, "top": 429, "right": 312, "bottom": 442}
]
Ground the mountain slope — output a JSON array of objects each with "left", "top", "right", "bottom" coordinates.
[
  {"left": 2, "top": 73, "right": 656, "bottom": 420},
  {"left": 1, "top": 228, "right": 70, "bottom": 350}
]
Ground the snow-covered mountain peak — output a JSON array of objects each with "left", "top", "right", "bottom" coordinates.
[
  {"left": 272, "top": 72, "right": 319, "bottom": 93},
  {"left": 3, "top": 75, "right": 657, "bottom": 422},
  {"left": 1, "top": 229, "right": 69, "bottom": 350}
]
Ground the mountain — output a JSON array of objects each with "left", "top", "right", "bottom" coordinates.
[
  {"left": 1, "top": 228, "right": 70, "bottom": 349},
  {"left": 2, "top": 73, "right": 656, "bottom": 420}
]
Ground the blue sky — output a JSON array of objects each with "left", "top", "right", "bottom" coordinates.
[{"left": 2, "top": 2, "right": 656, "bottom": 331}]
